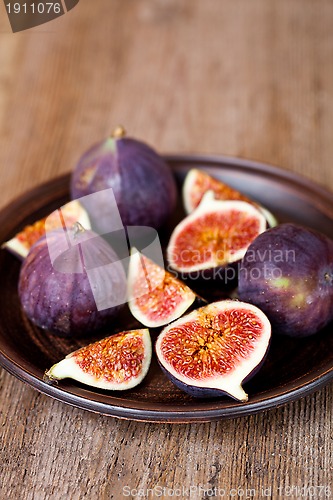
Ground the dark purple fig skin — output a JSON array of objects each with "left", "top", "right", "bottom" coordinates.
[
  {"left": 158, "top": 342, "right": 270, "bottom": 400},
  {"left": 18, "top": 229, "right": 126, "bottom": 336},
  {"left": 158, "top": 363, "right": 239, "bottom": 399},
  {"left": 70, "top": 136, "right": 177, "bottom": 233},
  {"left": 159, "top": 362, "right": 233, "bottom": 398},
  {"left": 238, "top": 223, "right": 333, "bottom": 337}
]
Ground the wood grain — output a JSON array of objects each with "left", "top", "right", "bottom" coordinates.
[{"left": 0, "top": 0, "right": 332, "bottom": 498}]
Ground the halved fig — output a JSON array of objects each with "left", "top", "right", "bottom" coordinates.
[
  {"left": 183, "top": 168, "right": 277, "bottom": 227},
  {"left": 45, "top": 329, "right": 152, "bottom": 390},
  {"left": 127, "top": 248, "right": 196, "bottom": 327},
  {"left": 156, "top": 300, "right": 271, "bottom": 401},
  {"left": 167, "top": 191, "right": 267, "bottom": 274},
  {"left": 3, "top": 200, "right": 91, "bottom": 260}
]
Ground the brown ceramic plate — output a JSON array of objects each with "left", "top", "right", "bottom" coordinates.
[{"left": 0, "top": 155, "right": 332, "bottom": 423}]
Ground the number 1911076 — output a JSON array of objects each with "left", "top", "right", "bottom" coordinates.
[{"left": 6, "top": 3, "right": 62, "bottom": 14}]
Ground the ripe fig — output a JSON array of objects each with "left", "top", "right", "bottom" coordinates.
[
  {"left": 183, "top": 168, "right": 277, "bottom": 227},
  {"left": 70, "top": 126, "right": 177, "bottom": 232},
  {"left": 127, "top": 248, "right": 196, "bottom": 327},
  {"left": 167, "top": 191, "right": 266, "bottom": 275},
  {"left": 18, "top": 225, "right": 126, "bottom": 336},
  {"left": 45, "top": 329, "right": 152, "bottom": 390},
  {"left": 2, "top": 200, "right": 90, "bottom": 260},
  {"left": 238, "top": 223, "right": 333, "bottom": 337},
  {"left": 156, "top": 300, "right": 271, "bottom": 401}
]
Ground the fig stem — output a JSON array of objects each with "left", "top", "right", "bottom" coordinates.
[
  {"left": 72, "top": 222, "right": 86, "bottom": 237},
  {"left": 111, "top": 125, "right": 126, "bottom": 139},
  {"left": 43, "top": 369, "right": 58, "bottom": 385},
  {"left": 324, "top": 272, "right": 333, "bottom": 283}
]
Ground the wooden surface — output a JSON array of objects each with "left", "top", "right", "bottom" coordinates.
[{"left": 0, "top": 1, "right": 332, "bottom": 498}]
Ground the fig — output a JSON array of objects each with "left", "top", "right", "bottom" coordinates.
[
  {"left": 18, "top": 224, "right": 126, "bottom": 336},
  {"left": 2, "top": 200, "right": 90, "bottom": 260},
  {"left": 183, "top": 168, "right": 277, "bottom": 227},
  {"left": 45, "top": 329, "right": 152, "bottom": 390},
  {"left": 156, "top": 300, "right": 271, "bottom": 401},
  {"left": 70, "top": 126, "right": 177, "bottom": 232},
  {"left": 167, "top": 191, "right": 267, "bottom": 275},
  {"left": 127, "top": 248, "right": 197, "bottom": 327},
  {"left": 238, "top": 223, "right": 333, "bottom": 337}
]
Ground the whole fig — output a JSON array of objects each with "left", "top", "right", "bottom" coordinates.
[
  {"left": 18, "top": 226, "right": 126, "bottom": 336},
  {"left": 238, "top": 223, "right": 333, "bottom": 337},
  {"left": 70, "top": 126, "right": 177, "bottom": 232}
]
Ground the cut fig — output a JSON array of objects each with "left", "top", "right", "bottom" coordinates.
[
  {"left": 70, "top": 126, "right": 177, "bottom": 232},
  {"left": 167, "top": 191, "right": 267, "bottom": 274},
  {"left": 239, "top": 223, "right": 333, "bottom": 337},
  {"left": 3, "top": 200, "right": 91, "bottom": 260},
  {"left": 183, "top": 168, "right": 277, "bottom": 227},
  {"left": 127, "top": 248, "right": 196, "bottom": 327},
  {"left": 45, "top": 329, "right": 152, "bottom": 390},
  {"left": 156, "top": 300, "right": 271, "bottom": 401}
]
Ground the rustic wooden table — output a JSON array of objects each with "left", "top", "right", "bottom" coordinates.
[{"left": 0, "top": 1, "right": 332, "bottom": 498}]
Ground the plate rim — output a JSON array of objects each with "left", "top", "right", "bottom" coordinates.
[
  {"left": 2, "top": 152, "right": 333, "bottom": 217},
  {"left": 0, "top": 153, "right": 332, "bottom": 423},
  {"left": 0, "top": 348, "right": 332, "bottom": 422}
]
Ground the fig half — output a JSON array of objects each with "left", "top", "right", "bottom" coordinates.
[
  {"left": 45, "top": 329, "right": 152, "bottom": 390},
  {"left": 183, "top": 168, "right": 277, "bottom": 227},
  {"left": 167, "top": 191, "right": 267, "bottom": 275},
  {"left": 127, "top": 248, "right": 196, "bottom": 327},
  {"left": 2, "top": 200, "right": 90, "bottom": 260},
  {"left": 156, "top": 300, "right": 271, "bottom": 401},
  {"left": 239, "top": 223, "right": 333, "bottom": 337}
]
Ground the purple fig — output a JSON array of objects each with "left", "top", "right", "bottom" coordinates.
[
  {"left": 70, "top": 126, "right": 177, "bottom": 232},
  {"left": 238, "top": 223, "right": 333, "bottom": 337},
  {"left": 18, "top": 225, "right": 126, "bottom": 336}
]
